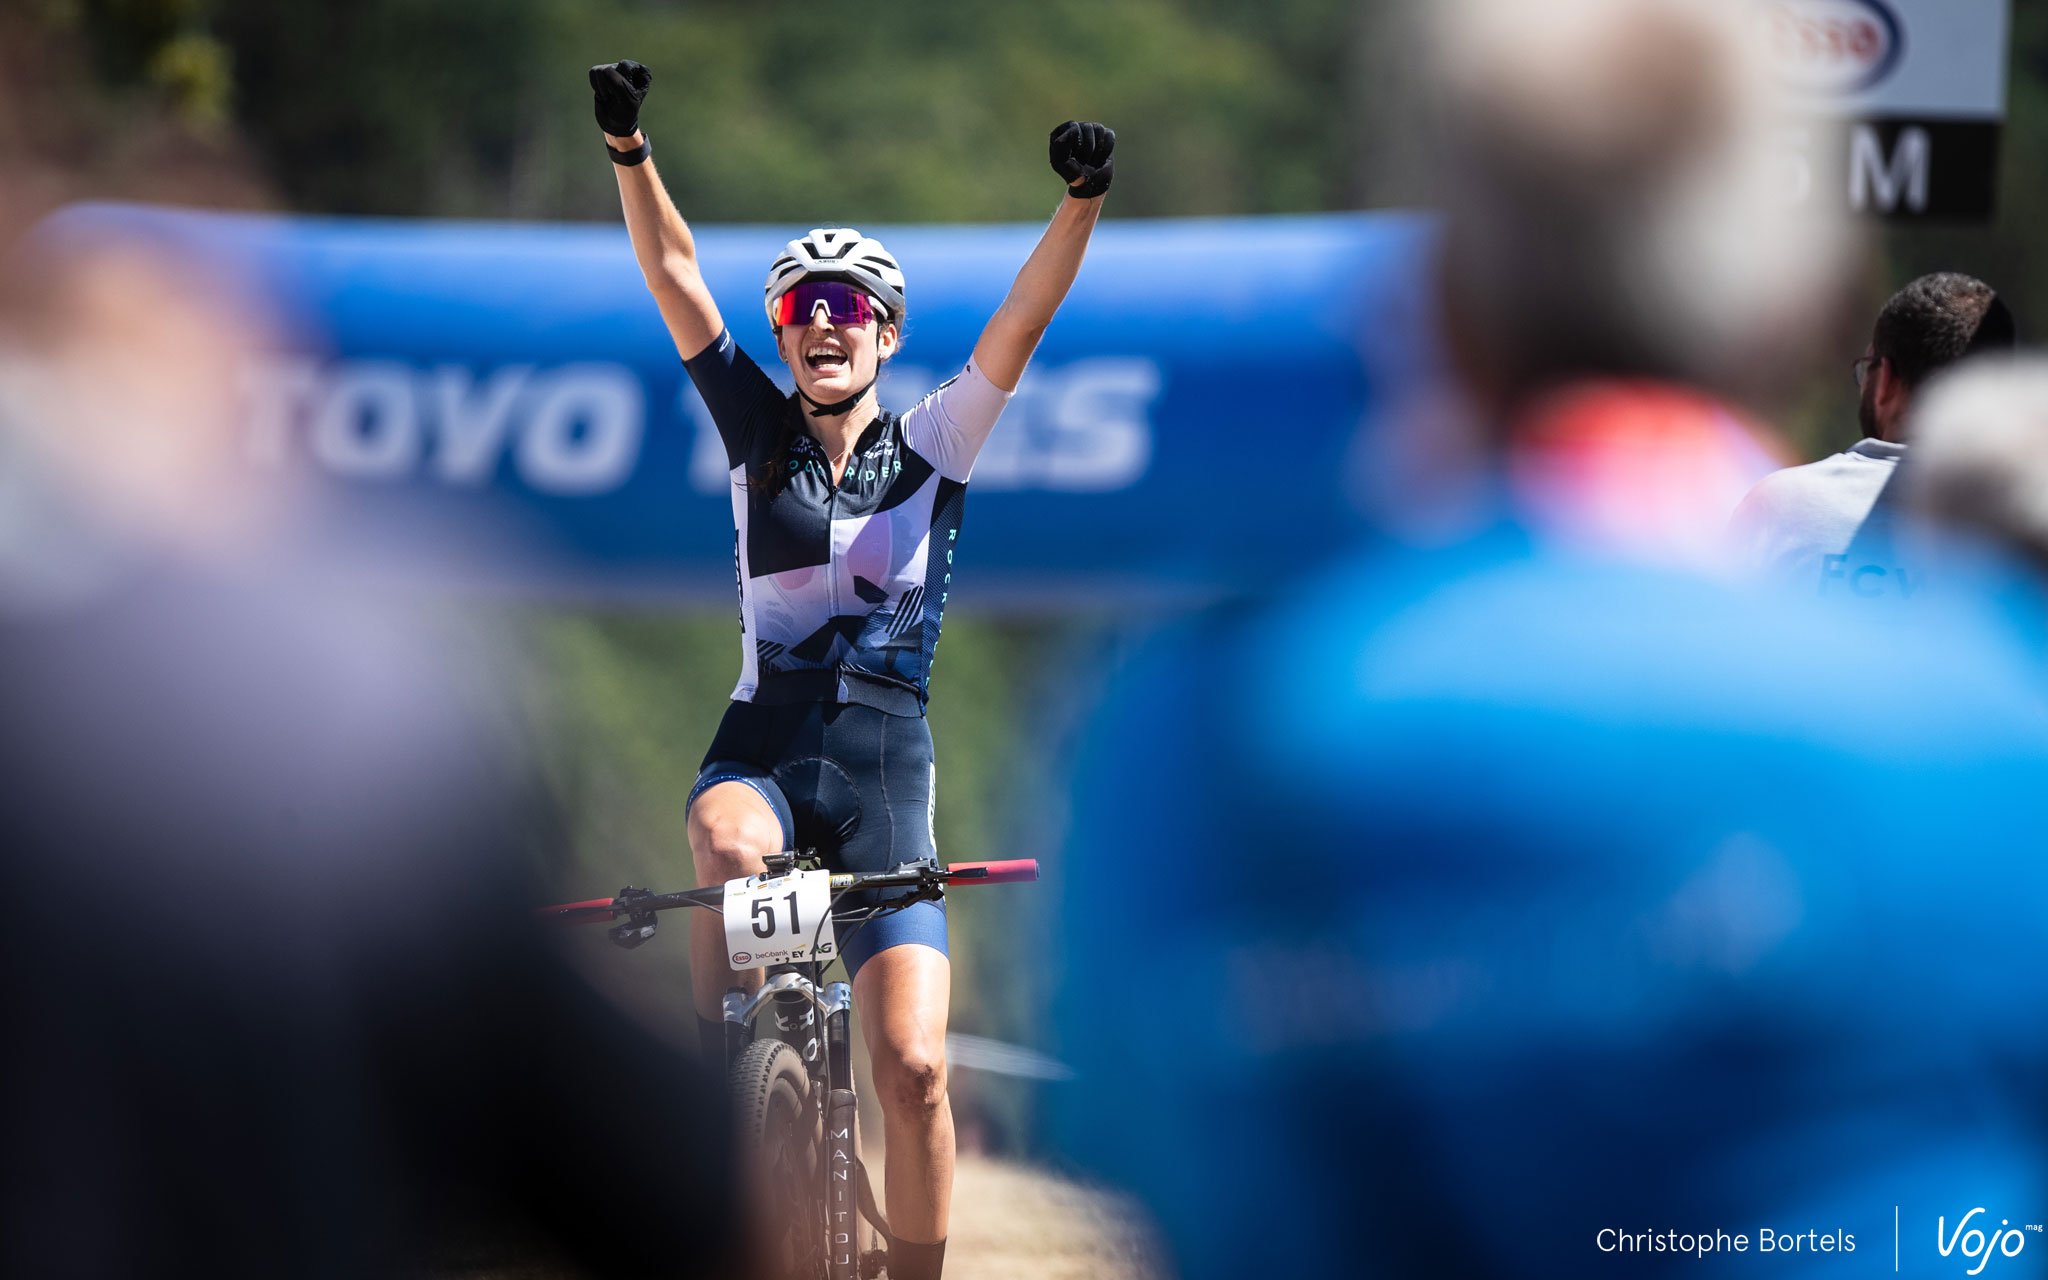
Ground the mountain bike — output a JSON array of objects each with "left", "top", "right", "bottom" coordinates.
[{"left": 538, "top": 852, "right": 1039, "bottom": 1280}]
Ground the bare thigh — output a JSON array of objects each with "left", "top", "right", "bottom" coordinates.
[
  {"left": 685, "top": 781, "right": 784, "bottom": 1019},
  {"left": 687, "top": 780, "right": 783, "bottom": 876}
]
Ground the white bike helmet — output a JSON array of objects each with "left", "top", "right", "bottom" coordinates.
[{"left": 763, "top": 228, "right": 907, "bottom": 323}]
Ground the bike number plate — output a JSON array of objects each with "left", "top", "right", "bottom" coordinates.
[{"left": 723, "top": 869, "right": 836, "bottom": 970}]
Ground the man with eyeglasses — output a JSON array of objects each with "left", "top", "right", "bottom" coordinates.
[{"left": 1729, "top": 273, "right": 2016, "bottom": 596}]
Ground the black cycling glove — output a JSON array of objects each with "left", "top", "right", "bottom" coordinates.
[
  {"left": 589, "top": 60, "right": 652, "bottom": 137},
  {"left": 1050, "top": 120, "right": 1115, "bottom": 199}
]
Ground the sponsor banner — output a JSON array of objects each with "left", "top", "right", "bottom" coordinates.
[
  {"left": 1770, "top": 0, "right": 2007, "bottom": 117},
  {"left": 1767, "top": 0, "right": 2010, "bottom": 220},
  {"left": 1781, "top": 116, "right": 2004, "bottom": 220},
  {"left": 39, "top": 202, "right": 1433, "bottom": 605}
]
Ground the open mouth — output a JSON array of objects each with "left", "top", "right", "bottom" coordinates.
[{"left": 804, "top": 344, "right": 849, "bottom": 374}]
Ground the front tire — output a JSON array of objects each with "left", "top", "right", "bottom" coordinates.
[{"left": 733, "top": 1038, "right": 824, "bottom": 1279}]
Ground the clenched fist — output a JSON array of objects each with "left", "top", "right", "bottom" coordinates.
[
  {"left": 1050, "top": 121, "right": 1115, "bottom": 199},
  {"left": 589, "top": 60, "right": 652, "bottom": 138}
]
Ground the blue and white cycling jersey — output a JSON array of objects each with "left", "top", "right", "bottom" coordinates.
[{"left": 684, "top": 329, "right": 1012, "bottom": 716}]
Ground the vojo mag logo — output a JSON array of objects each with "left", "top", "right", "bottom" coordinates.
[
  {"left": 1767, "top": 0, "right": 1905, "bottom": 95},
  {"left": 1937, "top": 1208, "right": 2042, "bottom": 1276}
]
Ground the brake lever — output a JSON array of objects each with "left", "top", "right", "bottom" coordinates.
[
  {"left": 607, "top": 885, "right": 659, "bottom": 949},
  {"left": 895, "top": 858, "right": 946, "bottom": 903}
]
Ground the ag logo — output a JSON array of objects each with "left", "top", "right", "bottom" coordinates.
[
  {"left": 1938, "top": 1209, "right": 2039, "bottom": 1276},
  {"left": 731, "top": 952, "right": 752, "bottom": 965},
  {"left": 1767, "top": 0, "right": 1904, "bottom": 95}
]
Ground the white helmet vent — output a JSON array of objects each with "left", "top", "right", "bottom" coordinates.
[{"left": 764, "top": 227, "right": 907, "bottom": 323}]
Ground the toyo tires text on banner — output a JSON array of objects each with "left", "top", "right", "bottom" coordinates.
[{"left": 35, "top": 203, "right": 1432, "bottom": 606}]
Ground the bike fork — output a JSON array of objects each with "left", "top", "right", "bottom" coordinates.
[
  {"left": 822, "top": 981, "right": 864, "bottom": 1280},
  {"left": 719, "top": 988, "right": 748, "bottom": 1072}
]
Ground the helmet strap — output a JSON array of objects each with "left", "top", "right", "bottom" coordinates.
[{"left": 799, "top": 375, "right": 878, "bottom": 419}]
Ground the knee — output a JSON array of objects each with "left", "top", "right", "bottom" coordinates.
[
  {"left": 688, "top": 799, "right": 779, "bottom": 877},
  {"left": 875, "top": 1045, "right": 948, "bottom": 1118}
]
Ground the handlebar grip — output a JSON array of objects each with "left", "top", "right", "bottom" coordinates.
[{"left": 945, "top": 859, "right": 1039, "bottom": 885}]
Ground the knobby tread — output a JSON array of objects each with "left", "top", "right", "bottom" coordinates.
[
  {"left": 732, "top": 1038, "right": 809, "bottom": 1139},
  {"left": 732, "top": 1037, "right": 821, "bottom": 1278}
]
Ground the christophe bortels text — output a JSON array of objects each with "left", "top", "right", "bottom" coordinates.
[{"left": 1597, "top": 1228, "right": 1854, "bottom": 1258}]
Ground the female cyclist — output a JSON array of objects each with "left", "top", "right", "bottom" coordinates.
[{"left": 589, "top": 60, "right": 1113, "bottom": 1280}]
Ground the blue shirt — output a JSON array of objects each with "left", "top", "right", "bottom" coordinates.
[{"left": 1053, "top": 527, "right": 2048, "bottom": 1277}]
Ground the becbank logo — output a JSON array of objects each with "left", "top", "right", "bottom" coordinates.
[
  {"left": 1768, "top": 0, "right": 1904, "bottom": 95},
  {"left": 1938, "top": 1209, "right": 2040, "bottom": 1276}
]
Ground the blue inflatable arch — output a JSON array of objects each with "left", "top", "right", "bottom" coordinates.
[{"left": 39, "top": 203, "right": 1435, "bottom": 605}]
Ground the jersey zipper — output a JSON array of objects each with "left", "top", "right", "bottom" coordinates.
[
  {"left": 826, "top": 478, "right": 839, "bottom": 619},
  {"left": 826, "top": 456, "right": 845, "bottom": 697}
]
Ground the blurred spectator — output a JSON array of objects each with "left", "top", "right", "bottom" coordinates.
[
  {"left": 1051, "top": 1, "right": 2048, "bottom": 1276},
  {"left": 1895, "top": 355, "right": 2048, "bottom": 655},
  {"left": 0, "top": 60, "right": 741, "bottom": 1280},
  {"left": 1907, "top": 355, "right": 2048, "bottom": 577},
  {"left": 1362, "top": 0, "right": 1851, "bottom": 569},
  {"left": 1728, "top": 274, "right": 2016, "bottom": 597}
]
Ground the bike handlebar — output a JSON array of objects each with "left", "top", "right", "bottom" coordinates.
[
  {"left": 535, "top": 858, "right": 1038, "bottom": 924},
  {"left": 942, "top": 860, "right": 1040, "bottom": 884}
]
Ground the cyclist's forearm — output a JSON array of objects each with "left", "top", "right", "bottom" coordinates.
[
  {"left": 972, "top": 195, "right": 1102, "bottom": 389},
  {"left": 606, "top": 130, "right": 723, "bottom": 357},
  {"left": 608, "top": 131, "right": 700, "bottom": 291},
  {"left": 1010, "top": 194, "right": 1101, "bottom": 325}
]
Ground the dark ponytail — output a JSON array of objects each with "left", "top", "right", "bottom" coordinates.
[{"left": 747, "top": 401, "right": 807, "bottom": 499}]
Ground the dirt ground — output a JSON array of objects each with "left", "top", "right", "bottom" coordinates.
[
  {"left": 941, "top": 1154, "right": 1166, "bottom": 1280},
  {"left": 416, "top": 1153, "right": 1166, "bottom": 1280}
]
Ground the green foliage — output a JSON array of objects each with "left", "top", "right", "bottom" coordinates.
[
  {"left": 499, "top": 608, "right": 732, "bottom": 1034},
  {"left": 204, "top": 0, "right": 1357, "bottom": 221},
  {"left": 78, "top": 0, "right": 210, "bottom": 84},
  {"left": 146, "top": 32, "right": 232, "bottom": 130},
  {"left": 208, "top": 0, "right": 560, "bottom": 216}
]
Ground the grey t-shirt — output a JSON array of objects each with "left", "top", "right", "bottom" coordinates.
[{"left": 1727, "top": 438, "right": 1919, "bottom": 599}]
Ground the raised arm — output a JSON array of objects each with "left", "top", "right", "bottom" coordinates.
[
  {"left": 971, "top": 122, "right": 1115, "bottom": 392},
  {"left": 590, "top": 61, "right": 725, "bottom": 362}
]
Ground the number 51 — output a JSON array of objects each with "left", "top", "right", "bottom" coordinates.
[{"left": 752, "top": 891, "right": 801, "bottom": 939}]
